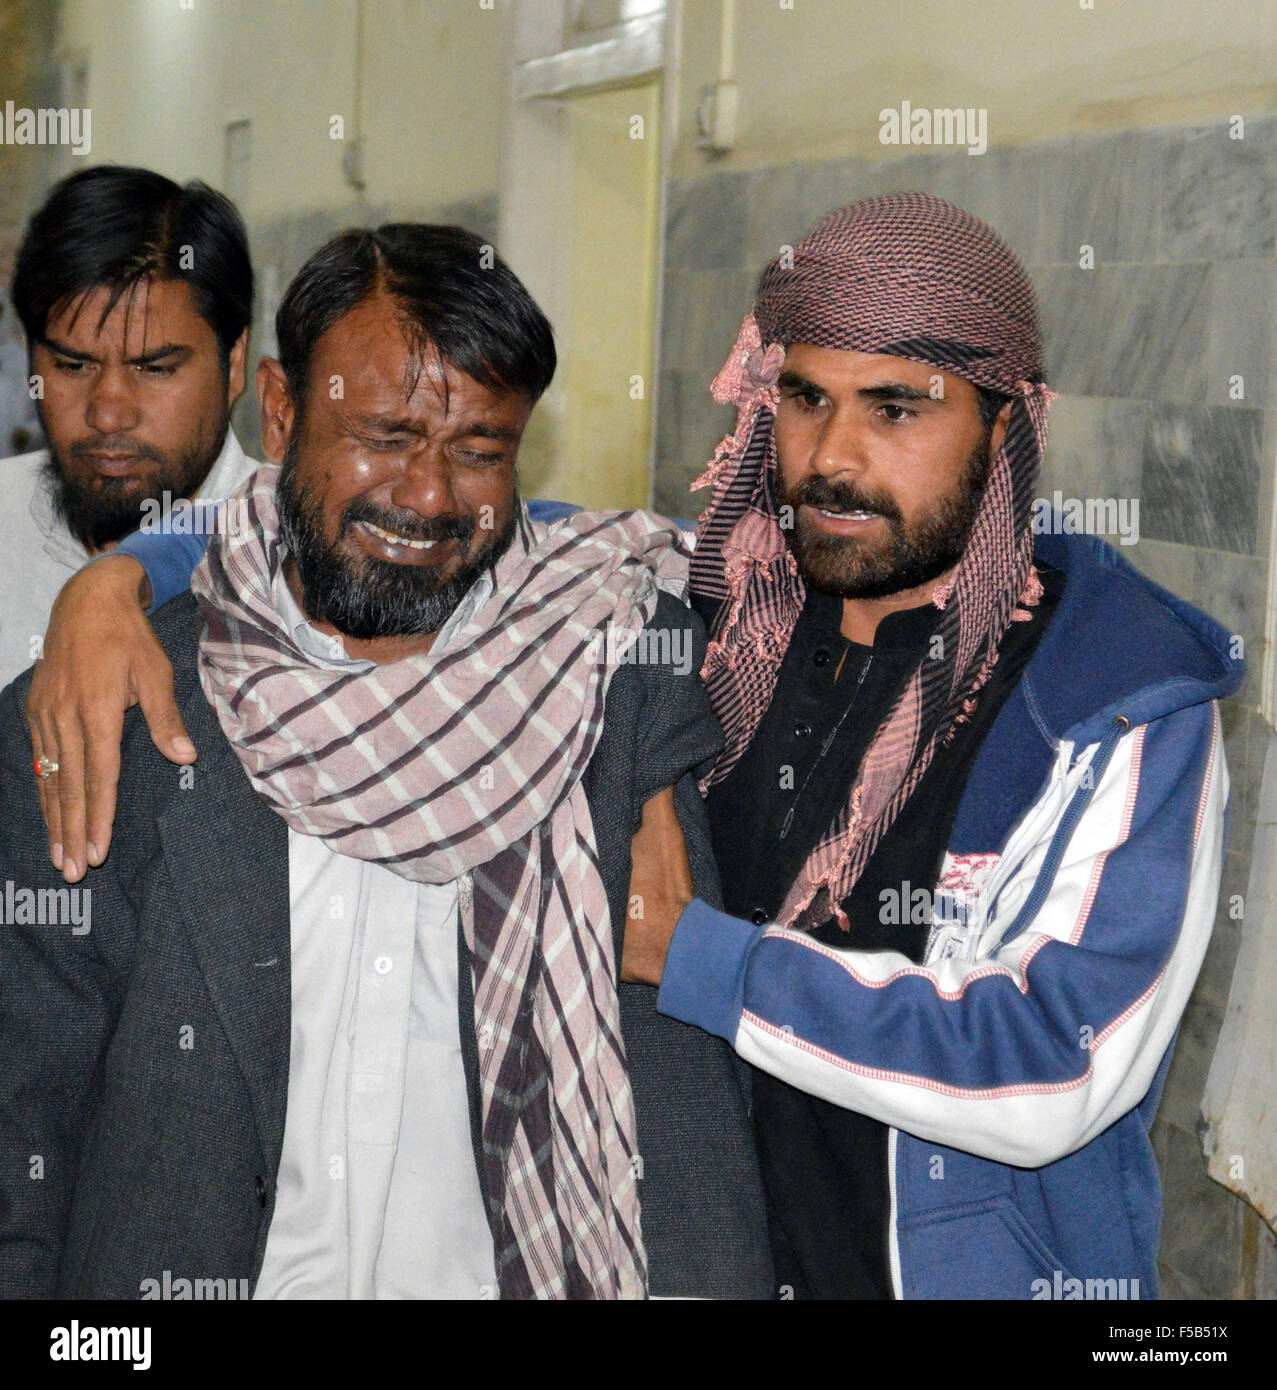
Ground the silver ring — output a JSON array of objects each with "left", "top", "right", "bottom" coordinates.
[{"left": 34, "top": 755, "right": 59, "bottom": 780}]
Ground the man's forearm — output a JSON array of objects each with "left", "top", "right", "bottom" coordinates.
[
  {"left": 84, "top": 551, "right": 153, "bottom": 609},
  {"left": 658, "top": 702, "right": 1225, "bottom": 1168}
]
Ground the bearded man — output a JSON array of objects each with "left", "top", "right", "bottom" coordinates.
[
  {"left": 0, "top": 165, "right": 257, "bottom": 686},
  {"left": 20, "top": 195, "right": 1241, "bottom": 1302},
  {"left": 632, "top": 192, "right": 1242, "bottom": 1299},
  {"left": 0, "top": 223, "right": 769, "bottom": 1299}
]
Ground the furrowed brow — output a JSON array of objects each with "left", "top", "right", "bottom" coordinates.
[
  {"left": 126, "top": 344, "right": 192, "bottom": 365},
  {"left": 859, "top": 382, "right": 934, "bottom": 404},
  {"left": 40, "top": 336, "right": 95, "bottom": 361},
  {"left": 347, "top": 411, "right": 518, "bottom": 444},
  {"left": 463, "top": 421, "right": 519, "bottom": 444},
  {"left": 349, "top": 412, "right": 428, "bottom": 435}
]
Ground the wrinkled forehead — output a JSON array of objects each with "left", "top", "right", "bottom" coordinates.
[
  {"left": 44, "top": 277, "right": 207, "bottom": 353},
  {"left": 311, "top": 296, "right": 527, "bottom": 421}
]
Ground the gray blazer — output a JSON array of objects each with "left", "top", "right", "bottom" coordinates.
[{"left": 0, "top": 590, "right": 772, "bottom": 1299}]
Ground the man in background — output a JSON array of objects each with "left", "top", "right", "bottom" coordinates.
[{"left": 0, "top": 164, "right": 256, "bottom": 685}]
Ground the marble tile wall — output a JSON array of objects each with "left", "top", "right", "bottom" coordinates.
[{"left": 653, "top": 118, "right": 1277, "bottom": 1297}]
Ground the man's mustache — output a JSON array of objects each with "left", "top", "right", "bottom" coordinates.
[
  {"left": 787, "top": 475, "right": 903, "bottom": 523},
  {"left": 68, "top": 438, "right": 165, "bottom": 465},
  {"left": 340, "top": 497, "right": 475, "bottom": 547}
]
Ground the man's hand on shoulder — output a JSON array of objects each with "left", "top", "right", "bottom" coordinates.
[
  {"left": 621, "top": 785, "right": 695, "bottom": 986},
  {"left": 26, "top": 553, "right": 194, "bottom": 883}
]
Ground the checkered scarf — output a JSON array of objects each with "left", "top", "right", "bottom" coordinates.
[
  {"left": 691, "top": 192, "right": 1054, "bottom": 930},
  {"left": 193, "top": 464, "right": 692, "bottom": 1299}
]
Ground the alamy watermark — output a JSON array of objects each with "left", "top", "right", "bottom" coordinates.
[
  {"left": 50, "top": 1322, "right": 150, "bottom": 1370},
  {"left": 0, "top": 880, "right": 90, "bottom": 935},
  {"left": 1032, "top": 492, "right": 1140, "bottom": 546},
  {"left": 0, "top": 102, "right": 91, "bottom": 156},
  {"left": 878, "top": 101, "right": 987, "bottom": 156},
  {"left": 585, "top": 623, "right": 694, "bottom": 676},
  {"left": 1031, "top": 1271, "right": 1141, "bottom": 1300},
  {"left": 138, "top": 491, "right": 251, "bottom": 536},
  {"left": 140, "top": 1269, "right": 251, "bottom": 1300}
]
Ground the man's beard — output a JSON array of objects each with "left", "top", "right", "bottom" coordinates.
[
  {"left": 42, "top": 420, "right": 228, "bottom": 552},
  {"left": 276, "top": 442, "right": 518, "bottom": 641},
  {"left": 777, "top": 431, "right": 995, "bottom": 601}
]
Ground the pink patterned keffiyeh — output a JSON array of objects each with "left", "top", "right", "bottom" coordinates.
[
  {"left": 691, "top": 192, "right": 1054, "bottom": 931},
  {"left": 192, "top": 463, "right": 692, "bottom": 1298}
]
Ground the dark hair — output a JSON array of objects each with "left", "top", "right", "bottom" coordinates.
[
  {"left": 10, "top": 164, "right": 252, "bottom": 367},
  {"left": 976, "top": 385, "right": 1009, "bottom": 430},
  {"left": 274, "top": 224, "right": 556, "bottom": 409}
]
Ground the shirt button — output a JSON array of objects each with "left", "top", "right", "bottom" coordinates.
[
  {"left": 794, "top": 723, "right": 812, "bottom": 738},
  {"left": 751, "top": 909, "right": 768, "bottom": 925},
  {"left": 374, "top": 955, "right": 393, "bottom": 975},
  {"left": 812, "top": 649, "right": 830, "bottom": 667}
]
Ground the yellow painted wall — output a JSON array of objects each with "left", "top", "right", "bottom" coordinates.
[
  {"left": 54, "top": 0, "right": 509, "bottom": 459},
  {"left": 57, "top": 0, "right": 505, "bottom": 217},
  {"left": 546, "top": 79, "right": 662, "bottom": 510},
  {"left": 672, "top": 0, "right": 1277, "bottom": 175}
]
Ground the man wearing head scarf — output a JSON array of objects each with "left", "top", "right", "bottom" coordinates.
[
  {"left": 629, "top": 193, "right": 1242, "bottom": 1300},
  {"left": 21, "top": 194, "right": 1242, "bottom": 1303}
]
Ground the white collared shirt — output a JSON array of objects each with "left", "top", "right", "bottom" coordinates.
[
  {"left": 253, "top": 562, "right": 498, "bottom": 1300},
  {"left": 0, "top": 428, "right": 257, "bottom": 687}
]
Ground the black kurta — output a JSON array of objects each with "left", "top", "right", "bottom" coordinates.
[{"left": 702, "top": 566, "right": 1064, "bottom": 1298}]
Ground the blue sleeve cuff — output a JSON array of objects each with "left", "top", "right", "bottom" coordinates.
[
  {"left": 116, "top": 529, "right": 211, "bottom": 613},
  {"left": 657, "top": 897, "right": 763, "bottom": 1043}
]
